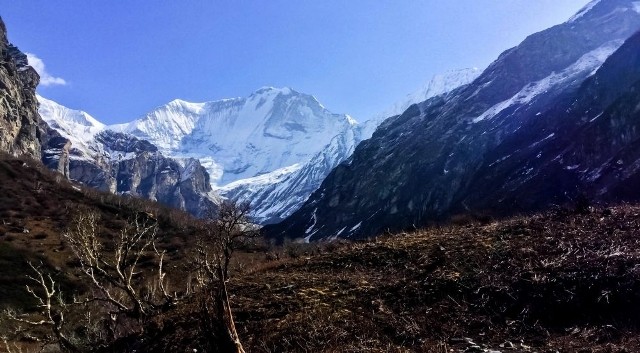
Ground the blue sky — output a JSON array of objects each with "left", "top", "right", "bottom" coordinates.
[{"left": 1, "top": 1, "right": 590, "bottom": 124}]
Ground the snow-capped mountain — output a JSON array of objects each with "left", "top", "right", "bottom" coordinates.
[
  {"left": 266, "top": 0, "right": 640, "bottom": 241},
  {"left": 39, "top": 87, "right": 360, "bottom": 222},
  {"left": 38, "top": 97, "right": 218, "bottom": 216},
  {"left": 105, "top": 87, "right": 360, "bottom": 224},
  {"left": 39, "top": 95, "right": 164, "bottom": 165},
  {"left": 111, "top": 87, "right": 357, "bottom": 187},
  {"left": 38, "top": 95, "right": 105, "bottom": 160}
]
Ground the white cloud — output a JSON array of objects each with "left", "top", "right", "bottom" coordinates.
[{"left": 25, "top": 53, "right": 67, "bottom": 86}]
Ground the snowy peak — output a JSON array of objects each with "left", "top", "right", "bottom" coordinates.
[
  {"left": 372, "top": 67, "right": 481, "bottom": 127},
  {"left": 110, "top": 99, "right": 208, "bottom": 151},
  {"left": 258, "top": 88, "right": 355, "bottom": 139},
  {"left": 111, "top": 86, "right": 358, "bottom": 186},
  {"left": 37, "top": 95, "right": 106, "bottom": 159},
  {"left": 38, "top": 95, "right": 104, "bottom": 130},
  {"left": 250, "top": 86, "right": 293, "bottom": 97},
  {"left": 424, "top": 68, "right": 482, "bottom": 99},
  {"left": 112, "top": 86, "right": 356, "bottom": 153},
  {"left": 569, "top": 0, "right": 640, "bottom": 23}
]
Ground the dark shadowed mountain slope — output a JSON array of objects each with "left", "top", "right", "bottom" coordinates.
[
  {"left": 267, "top": 0, "right": 640, "bottom": 241},
  {"left": 461, "top": 29, "right": 640, "bottom": 213}
]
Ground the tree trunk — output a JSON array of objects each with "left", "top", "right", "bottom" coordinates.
[{"left": 217, "top": 267, "right": 245, "bottom": 353}]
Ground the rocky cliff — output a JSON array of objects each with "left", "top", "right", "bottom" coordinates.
[
  {"left": 78, "top": 130, "right": 218, "bottom": 217},
  {"left": 0, "top": 17, "right": 72, "bottom": 178},
  {"left": 38, "top": 96, "right": 219, "bottom": 217},
  {"left": 0, "top": 17, "right": 43, "bottom": 159}
]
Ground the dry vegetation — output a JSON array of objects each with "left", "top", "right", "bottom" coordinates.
[
  {"left": 2, "top": 154, "right": 640, "bottom": 352},
  {"left": 0, "top": 155, "right": 202, "bottom": 344},
  {"left": 130, "top": 205, "right": 640, "bottom": 353},
  {"left": 0, "top": 154, "right": 201, "bottom": 295}
]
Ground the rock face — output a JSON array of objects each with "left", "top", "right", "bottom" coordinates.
[
  {"left": 105, "top": 147, "right": 216, "bottom": 217},
  {"left": 38, "top": 96, "right": 218, "bottom": 217},
  {"left": 0, "top": 17, "right": 42, "bottom": 159},
  {"left": 476, "top": 29, "right": 640, "bottom": 209},
  {"left": 266, "top": 0, "right": 640, "bottom": 241},
  {"left": 0, "top": 17, "right": 70, "bottom": 176},
  {"left": 40, "top": 121, "right": 71, "bottom": 177}
]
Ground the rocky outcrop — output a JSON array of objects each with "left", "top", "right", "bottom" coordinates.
[
  {"left": 40, "top": 121, "right": 71, "bottom": 177},
  {"left": 37, "top": 95, "right": 219, "bottom": 217},
  {"left": 109, "top": 152, "right": 217, "bottom": 217},
  {"left": 266, "top": 0, "right": 640, "bottom": 241},
  {"left": 0, "top": 17, "right": 43, "bottom": 159},
  {"left": 65, "top": 130, "right": 218, "bottom": 217}
]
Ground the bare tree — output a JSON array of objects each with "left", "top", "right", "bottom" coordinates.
[
  {"left": 195, "top": 200, "right": 258, "bottom": 353},
  {"left": 210, "top": 200, "right": 257, "bottom": 279},
  {"left": 62, "top": 211, "right": 176, "bottom": 333},
  {"left": 3, "top": 262, "right": 79, "bottom": 353},
  {"left": 2, "top": 211, "right": 184, "bottom": 351}
]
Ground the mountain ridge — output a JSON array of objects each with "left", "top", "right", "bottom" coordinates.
[
  {"left": 266, "top": 0, "right": 640, "bottom": 241},
  {"left": 39, "top": 69, "right": 480, "bottom": 223}
]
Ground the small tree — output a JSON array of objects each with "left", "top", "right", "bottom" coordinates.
[
  {"left": 2, "top": 262, "right": 78, "bottom": 353},
  {"left": 2, "top": 210, "right": 183, "bottom": 351},
  {"left": 195, "top": 200, "right": 257, "bottom": 353},
  {"left": 62, "top": 211, "right": 176, "bottom": 338}
]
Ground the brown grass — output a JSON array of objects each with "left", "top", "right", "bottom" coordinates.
[
  {"left": 126, "top": 205, "right": 640, "bottom": 353},
  {"left": 0, "top": 155, "right": 201, "bottom": 313}
]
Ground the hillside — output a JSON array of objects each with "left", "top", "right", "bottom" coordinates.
[
  {"left": 0, "top": 154, "right": 201, "bottom": 311},
  {"left": 109, "top": 204, "right": 640, "bottom": 353},
  {"left": 4, "top": 149, "right": 640, "bottom": 352}
]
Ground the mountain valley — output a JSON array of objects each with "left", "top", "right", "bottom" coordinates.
[
  {"left": 38, "top": 69, "right": 480, "bottom": 224},
  {"left": 3, "top": 1, "right": 640, "bottom": 352}
]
